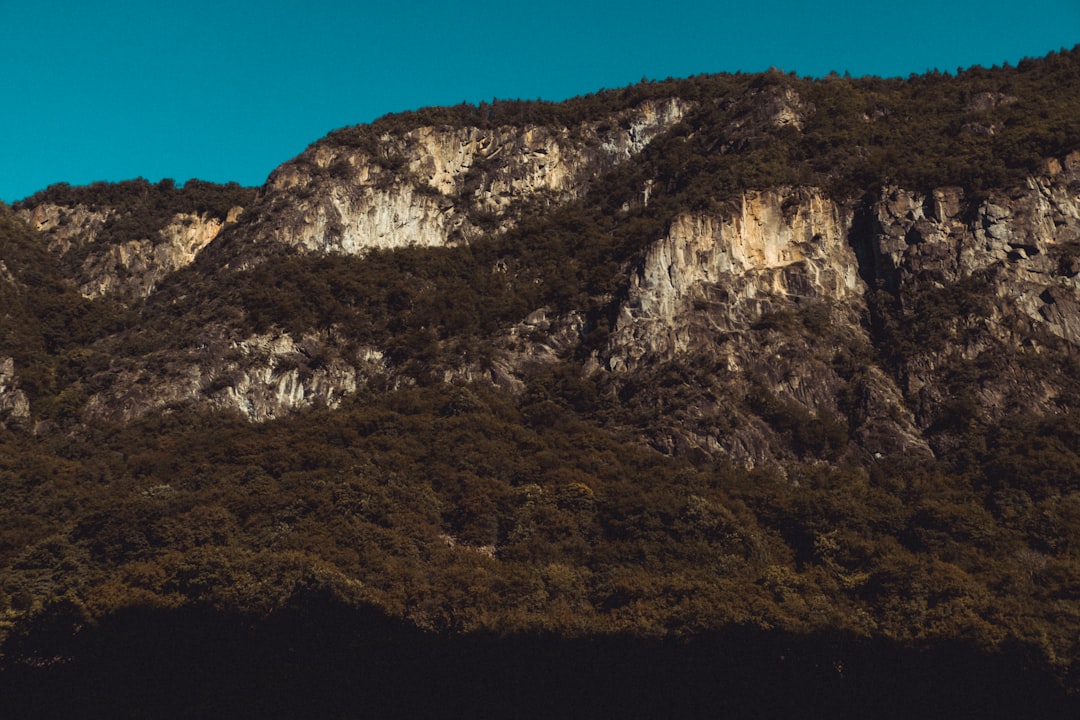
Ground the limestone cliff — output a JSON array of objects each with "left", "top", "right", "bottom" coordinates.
[
  {"left": 599, "top": 188, "right": 923, "bottom": 464},
  {"left": 591, "top": 153, "right": 1080, "bottom": 463},
  {"left": 243, "top": 98, "right": 690, "bottom": 255},
  {"left": 608, "top": 188, "right": 859, "bottom": 371},
  {"left": 63, "top": 100, "right": 690, "bottom": 423},
  {"left": 857, "top": 152, "right": 1080, "bottom": 431},
  {"left": 21, "top": 203, "right": 112, "bottom": 255},
  {"left": 64, "top": 156, "right": 1080, "bottom": 465},
  {"left": 82, "top": 329, "right": 382, "bottom": 424},
  {"left": 22, "top": 204, "right": 243, "bottom": 300},
  {"left": 8, "top": 59, "right": 1080, "bottom": 688},
  {"left": 6, "top": 75, "right": 1080, "bottom": 470}
]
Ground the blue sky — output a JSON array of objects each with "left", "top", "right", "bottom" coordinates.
[{"left": 1, "top": 1, "right": 1077, "bottom": 202}]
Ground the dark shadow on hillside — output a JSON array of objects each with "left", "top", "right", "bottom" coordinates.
[{"left": 1, "top": 590, "right": 1075, "bottom": 720}]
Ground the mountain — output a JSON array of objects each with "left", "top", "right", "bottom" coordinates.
[{"left": 2, "top": 49, "right": 1080, "bottom": 712}]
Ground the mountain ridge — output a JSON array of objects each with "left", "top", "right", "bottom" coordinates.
[{"left": 2, "top": 48, "right": 1080, "bottom": 695}]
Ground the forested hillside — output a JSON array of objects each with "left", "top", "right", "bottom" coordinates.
[{"left": 2, "top": 48, "right": 1080, "bottom": 716}]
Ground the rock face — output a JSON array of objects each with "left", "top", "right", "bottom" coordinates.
[
  {"left": 864, "top": 155, "right": 1080, "bottom": 346},
  {"left": 597, "top": 188, "right": 924, "bottom": 464},
  {"left": 83, "top": 329, "right": 380, "bottom": 424},
  {"left": 8, "top": 88, "right": 1080, "bottom": 466},
  {"left": 846, "top": 154, "right": 1080, "bottom": 434},
  {"left": 44, "top": 150, "right": 1080, "bottom": 465},
  {"left": 23, "top": 203, "right": 113, "bottom": 254},
  {"left": 54, "top": 99, "right": 692, "bottom": 424},
  {"left": 608, "top": 188, "right": 859, "bottom": 371},
  {"left": 584, "top": 154, "right": 1080, "bottom": 464},
  {"left": 21, "top": 204, "right": 243, "bottom": 300},
  {"left": 80, "top": 211, "right": 236, "bottom": 299},
  {"left": 245, "top": 98, "right": 691, "bottom": 255},
  {"left": 0, "top": 356, "right": 30, "bottom": 429}
]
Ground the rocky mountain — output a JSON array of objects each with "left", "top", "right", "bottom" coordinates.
[
  {"left": 2, "top": 48, "right": 1080, "bottom": 708},
  {"left": 25, "top": 202, "right": 243, "bottom": 300},
  {"left": 9, "top": 92, "right": 1079, "bottom": 465}
]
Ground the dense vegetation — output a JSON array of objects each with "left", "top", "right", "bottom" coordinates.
[
  {"left": 159, "top": 45, "right": 1080, "bottom": 377},
  {"left": 3, "top": 48, "right": 1080, "bottom": 705},
  {"left": 13, "top": 178, "right": 256, "bottom": 278},
  {"left": 15, "top": 177, "right": 255, "bottom": 230},
  {"left": 0, "top": 206, "right": 130, "bottom": 419},
  {"left": 2, "top": 387, "right": 1079, "bottom": 680},
  {"left": 328, "top": 47, "right": 1080, "bottom": 199}
]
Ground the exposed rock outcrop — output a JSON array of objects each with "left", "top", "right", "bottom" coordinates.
[
  {"left": 854, "top": 154, "right": 1080, "bottom": 428},
  {"left": 84, "top": 330, "right": 381, "bottom": 424},
  {"left": 864, "top": 154, "right": 1080, "bottom": 344},
  {"left": 79, "top": 211, "right": 238, "bottom": 299},
  {"left": 10, "top": 82, "right": 1080, "bottom": 471},
  {"left": 593, "top": 153, "right": 1080, "bottom": 462},
  {"left": 246, "top": 98, "right": 691, "bottom": 255},
  {"left": 0, "top": 356, "right": 30, "bottom": 428},
  {"left": 67, "top": 153, "right": 1080, "bottom": 465},
  {"left": 20, "top": 204, "right": 244, "bottom": 300},
  {"left": 600, "top": 187, "right": 924, "bottom": 464},
  {"left": 608, "top": 188, "right": 859, "bottom": 371},
  {"left": 24, "top": 203, "right": 113, "bottom": 253}
]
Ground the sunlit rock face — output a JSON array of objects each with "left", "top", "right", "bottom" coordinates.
[
  {"left": 610, "top": 153, "right": 1080, "bottom": 373},
  {"left": 82, "top": 329, "right": 382, "bottom": 424},
  {"left": 246, "top": 98, "right": 691, "bottom": 254},
  {"left": 10, "top": 89, "right": 1080, "bottom": 468},
  {"left": 52, "top": 154, "right": 1080, "bottom": 464},
  {"left": 601, "top": 187, "right": 924, "bottom": 466},
  {"left": 21, "top": 204, "right": 243, "bottom": 299},
  {"left": 592, "top": 153, "right": 1080, "bottom": 464},
  {"left": 608, "top": 187, "right": 859, "bottom": 370}
]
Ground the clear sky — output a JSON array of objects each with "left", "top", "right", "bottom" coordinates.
[{"left": 1, "top": 0, "right": 1077, "bottom": 202}]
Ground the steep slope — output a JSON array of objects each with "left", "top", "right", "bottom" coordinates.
[
  {"left": 247, "top": 97, "right": 689, "bottom": 255},
  {"left": 0, "top": 235, "right": 32, "bottom": 428},
  {"left": 16, "top": 179, "right": 253, "bottom": 301},
  {"left": 30, "top": 97, "right": 690, "bottom": 423},
  {"left": 17, "top": 52, "right": 1074, "bottom": 450},
  {"left": 600, "top": 158, "right": 1080, "bottom": 464},
  {"left": 0, "top": 204, "right": 102, "bottom": 429},
  {"left": 60, "top": 162, "right": 1080, "bottom": 463},
  {"left": 3, "top": 50, "right": 1080, "bottom": 695}
]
